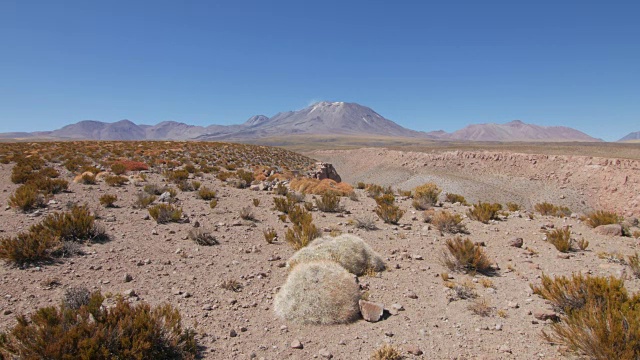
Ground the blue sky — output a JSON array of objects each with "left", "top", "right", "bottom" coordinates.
[{"left": 1, "top": 1, "right": 638, "bottom": 141}]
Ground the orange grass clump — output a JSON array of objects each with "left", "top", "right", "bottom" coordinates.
[{"left": 289, "top": 178, "right": 353, "bottom": 196}]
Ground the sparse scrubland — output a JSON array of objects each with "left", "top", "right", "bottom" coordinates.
[{"left": 0, "top": 141, "right": 639, "bottom": 359}]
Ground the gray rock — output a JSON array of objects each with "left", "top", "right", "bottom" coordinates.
[
  {"left": 594, "top": 224, "right": 623, "bottom": 237},
  {"left": 290, "top": 339, "right": 303, "bottom": 349},
  {"left": 509, "top": 237, "right": 524, "bottom": 248},
  {"left": 359, "top": 300, "right": 384, "bottom": 322},
  {"left": 318, "top": 348, "right": 333, "bottom": 359}
]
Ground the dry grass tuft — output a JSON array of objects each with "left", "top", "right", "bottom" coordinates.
[
  {"left": 371, "top": 344, "right": 403, "bottom": 360},
  {"left": 441, "top": 237, "right": 494, "bottom": 275},
  {"left": 467, "top": 202, "right": 502, "bottom": 223},
  {"left": 546, "top": 228, "right": 574, "bottom": 253},
  {"left": 289, "top": 177, "right": 353, "bottom": 196},
  {"left": 584, "top": 210, "right": 622, "bottom": 228}
]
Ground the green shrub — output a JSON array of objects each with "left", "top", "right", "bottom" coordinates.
[
  {"left": 547, "top": 228, "right": 573, "bottom": 252},
  {"left": 165, "top": 169, "right": 189, "bottom": 183},
  {"left": 80, "top": 173, "right": 96, "bottom": 185},
  {"left": 209, "top": 199, "right": 218, "bottom": 209},
  {"left": 374, "top": 194, "right": 405, "bottom": 225},
  {"left": 197, "top": 186, "right": 216, "bottom": 200},
  {"left": 99, "top": 194, "right": 117, "bottom": 207},
  {"left": 628, "top": 253, "right": 640, "bottom": 279},
  {"left": 274, "top": 261, "right": 361, "bottom": 325},
  {"left": 315, "top": 192, "right": 342, "bottom": 212},
  {"left": 531, "top": 273, "right": 640, "bottom": 359},
  {"left": 235, "top": 169, "right": 255, "bottom": 185},
  {"left": 441, "top": 236, "right": 493, "bottom": 275},
  {"left": 445, "top": 193, "right": 468, "bottom": 205},
  {"left": 8, "top": 184, "right": 46, "bottom": 212},
  {"left": 148, "top": 204, "right": 183, "bottom": 224},
  {"left": 467, "top": 202, "right": 502, "bottom": 223},
  {"left": 585, "top": 210, "right": 622, "bottom": 228},
  {"left": 366, "top": 184, "right": 384, "bottom": 198},
  {"left": 29, "top": 177, "right": 68, "bottom": 195},
  {"left": 0, "top": 291, "right": 198, "bottom": 359},
  {"left": 273, "top": 195, "right": 297, "bottom": 214},
  {"left": 432, "top": 210, "right": 467, "bottom": 234},
  {"left": 285, "top": 205, "right": 320, "bottom": 250}
]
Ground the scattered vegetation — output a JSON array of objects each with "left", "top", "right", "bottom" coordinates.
[
  {"left": 315, "top": 191, "right": 342, "bottom": 212},
  {"left": 148, "top": 203, "right": 183, "bottom": 224},
  {"left": 445, "top": 193, "right": 468, "bottom": 205},
  {"left": 506, "top": 202, "right": 521, "bottom": 212},
  {"left": 413, "top": 182, "right": 441, "bottom": 209},
  {"left": 8, "top": 184, "right": 47, "bottom": 212},
  {"left": 289, "top": 177, "right": 353, "bottom": 196},
  {"left": 263, "top": 228, "right": 277, "bottom": 244},
  {"left": 284, "top": 205, "right": 320, "bottom": 250},
  {"left": 239, "top": 206, "right": 255, "bottom": 221},
  {"left": 432, "top": 211, "right": 467, "bottom": 234},
  {"left": 374, "top": 194, "right": 405, "bottom": 225},
  {"left": 188, "top": 228, "right": 218, "bottom": 246},
  {"left": 534, "top": 202, "right": 571, "bottom": 217},
  {"left": 0, "top": 291, "right": 197, "bottom": 359},
  {"left": 134, "top": 192, "right": 157, "bottom": 209},
  {"left": 468, "top": 298, "right": 494, "bottom": 317},
  {"left": 531, "top": 273, "right": 640, "bottom": 359},
  {"left": 371, "top": 344, "right": 403, "bottom": 360},
  {"left": 354, "top": 216, "right": 377, "bottom": 231},
  {"left": 585, "top": 210, "right": 622, "bottom": 228},
  {"left": 99, "top": 194, "right": 118, "bottom": 207},
  {"left": 221, "top": 279, "right": 243, "bottom": 292},
  {"left": 197, "top": 186, "right": 216, "bottom": 200},
  {"left": 104, "top": 174, "right": 128, "bottom": 187},
  {"left": 546, "top": 228, "right": 574, "bottom": 253},
  {"left": 441, "top": 236, "right": 494, "bottom": 275},
  {"left": 467, "top": 202, "right": 502, "bottom": 223}
]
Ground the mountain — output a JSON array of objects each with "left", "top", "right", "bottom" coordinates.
[
  {"left": 0, "top": 102, "right": 601, "bottom": 142},
  {"left": 196, "top": 101, "right": 431, "bottom": 140},
  {"left": 439, "top": 120, "right": 601, "bottom": 142},
  {"left": 619, "top": 131, "right": 640, "bottom": 142}
]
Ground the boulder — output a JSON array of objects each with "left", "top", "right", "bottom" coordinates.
[
  {"left": 594, "top": 224, "right": 623, "bottom": 237},
  {"left": 359, "top": 300, "right": 384, "bottom": 322},
  {"left": 310, "top": 162, "right": 341, "bottom": 183}
]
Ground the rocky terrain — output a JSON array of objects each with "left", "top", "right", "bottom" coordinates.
[
  {"left": 312, "top": 148, "right": 640, "bottom": 218},
  {"left": 0, "top": 141, "right": 639, "bottom": 359}
]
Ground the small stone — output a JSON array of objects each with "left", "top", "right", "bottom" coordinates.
[
  {"left": 359, "top": 300, "right": 384, "bottom": 322},
  {"left": 318, "top": 348, "right": 333, "bottom": 359},
  {"left": 499, "top": 344, "right": 512, "bottom": 353},
  {"left": 290, "top": 339, "right": 303, "bottom": 349},
  {"left": 406, "top": 290, "right": 418, "bottom": 299},
  {"left": 229, "top": 329, "right": 237, "bottom": 337},
  {"left": 507, "top": 301, "right": 519, "bottom": 309},
  {"left": 123, "top": 289, "right": 136, "bottom": 297},
  {"left": 123, "top": 273, "right": 133, "bottom": 282},
  {"left": 509, "top": 237, "right": 524, "bottom": 248},
  {"left": 412, "top": 254, "right": 423, "bottom": 260},
  {"left": 495, "top": 323, "right": 503, "bottom": 331},
  {"left": 202, "top": 304, "right": 213, "bottom": 311},
  {"left": 3, "top": 309, "right": 12, "bottom": 315},
  {"left": 406, "top": 344, "right": 423, "bottom": 355},
  {"left": 534, "top": 309, "right": 559, "bottom": 322}
]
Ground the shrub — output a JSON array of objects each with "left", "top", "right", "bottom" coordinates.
[
  {"left": 165, "top": 169, "right": 189, "bottom": 183},
  {"left": 144, "top": 184, "right": 166, "bottom": 195},
  {"left": 29, "top": 177, "right": 68, "bottom": 195},
  {"left": 148, "top": 204, "right": 183, "bottom": 224},
  {"left": 356, "top": 181, "right": 366, "bottom": 189},
  {"left": 235, "top": 169, "right": 255, "bottom": 186},
  {"left": 263, "top": 228, "right": 277, "bottom": 244},
  {"left": 287, "top": 234, "right": 385, "bottom": 276},
  {"left": 628, "top": 253, "right": 640, "bottom": 279},
  {"left": 445, "top": 193, "right": 468, "bottom": 205},
  {"left": 188, "top": 228, "right": 218, "bottom": 246},
  {"left": 432, "top": 211, "right": 467, "bottom": 234},
  {"left": 585, "top": 210, "right": 622, "bottom": 228},
  {"left": 371, "top": 344, "right": 402, "bottom": 360},
  {"left": 274, "top": 183, "right": 288, "bottom": 195},
  {"left": 79, "top": 172, "right": 97, "bottom": 185},
  {"left": 274, "top": 261, "right": 361, "bottom": 325},
  {"left": 531, "top": 273, "right": 640, "bottom": 359},
  {"left": 113, "top": 160, "right": 148, "bottom": 172},
  {"left": 467, "top": 202, "right": 502, "bottom": 223},
  {"left": 110, "top": 162, "right": 127, "bottom": 175},
  {"left": 197, "top": 186, "right": 216, "bottom": 200},
  {"left": 239, "top": 206, "right": 255, "bottom": 221},
  {"left": 0, "top": 291, "right": 197, "bottom": 359},
  {"left": 366, "top": 183, "right": 384, "bottom": 198},
  {"left": 35, "top": 205, "right": 107, "bottom": 243},
  {"left": 209, "top": 199, "right": 218, "bottom": 209},
  {"left": 104, "top": 175, "right": 127, "bottom": 187},
  {"left": 220, "top": 279, "right": 243, "bottom": 292},
  {"left": 273, "top": 195, "right": 297, "bottom": 214},
  {"left": 177, "top": 180, "right": 199, "bottom": 192},
  {"left": 8, "top": 184, "right": 46, "bottom": 212},
  {"left": 62, "top": 286, "right": 91, "bottom": 310},
  {"left": 506, "top": 202, "right": 521, "bottom": 212},
  {"left": 354, "top": 216, "right": 377, "bottom": 231},
  {"left": 546, "top": 228, "right": 574, "bottom": 253},
  {"left": 468, "top": 298, "right": 494, "bottom": 317},
  {"left": 374, "top": 194, "right": 405, "bottom": 225},
  {"left": 441, "top": 236, "right": 494, "bottom": 275},
  {"left": 0, "top": 230, "right": 60, "bottom": 265},
  {"left": 577, "top": 238, "right": 590, "bottom": 251},
  {"left": 285, "top": 205, "right": 320, "bottom": 250},
  {"left": 289, "top": 177, "right": 353, "bottom": 196},
  {"left": 315, "top": 192, "right": 342, "bottom": 212},
  {"left": 99, "top": 194, "right": 117, "bottom": 207},
  {"left": 134, "top": 192, "right": 156, "bottom": 209},
  {"left": 535, "top": 202, "right": 571, "bottom": 217},
  {"left": 414, "top": 182, "right": 441, "bottom": 207}
]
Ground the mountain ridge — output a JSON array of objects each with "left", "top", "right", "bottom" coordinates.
[{"left": 0, "top": 101, "right": 601, "bottom": 142}]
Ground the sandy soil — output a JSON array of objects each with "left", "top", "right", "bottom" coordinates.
[{"left": 0, "top": 150, "right": 640, "bottom": 360}]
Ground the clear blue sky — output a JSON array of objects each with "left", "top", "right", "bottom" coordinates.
[{"left": 1, "top": 1, "right": 638, "bottom": 141}]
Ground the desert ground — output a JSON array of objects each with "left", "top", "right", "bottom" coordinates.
[{"left": 0, "top": 140, "right": 639, "bottom": 359}]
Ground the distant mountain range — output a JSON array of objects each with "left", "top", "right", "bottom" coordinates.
[
  {"left": 619, "top": 131, "right": 640, "bottom": 142},
  {"left": 0, "top": 101, "right": 604, "bottom": 142}
]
